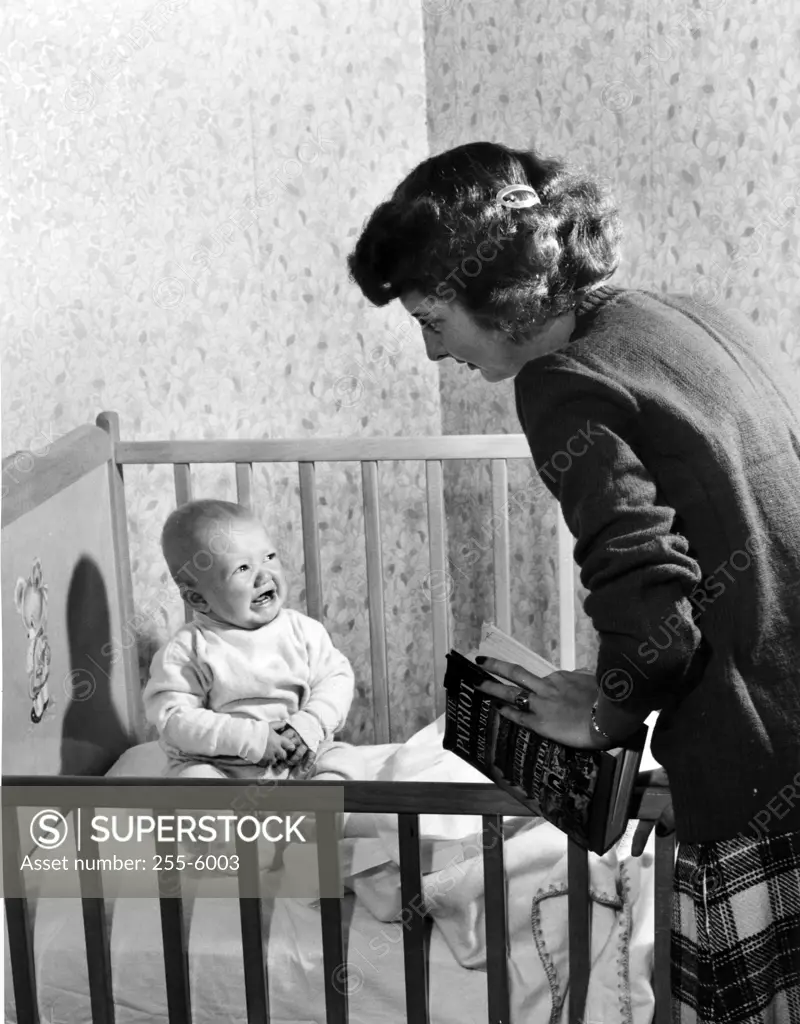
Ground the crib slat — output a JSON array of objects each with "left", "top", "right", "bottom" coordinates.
[
  {"left": 362, "top": 461, "right": 390, "bottom": 743},
  {"left": 482, "top": 815, "right": 510, "bottom": 1024},
  {"left": 173, "top": 464, "right": 194, "bottom": 624},
  {"left": 317, "top": 812, "right": 347, "bottom": 1024},
  {"left": 556, "top": 511, "right": 576, "bottom": 670},
  {"left": 236, "top": 462, "right": 254, "bottom": 509},
  {"left": 567, "top": 839, "right": 590, "bottom": 1023},
  {"left": 158, "top": 894, "right": 192, "bottom": 1024},
  {"left": 96, "top": 412, "right": 147, "bottom": 741},
  {"left": 81, "top": 901, "right": 115, "bottom": 1024},
  {"left": 77, "top": 809, "right": 115, "bottom": 1024},
  {"left": 154, "top": 830, "right": 192, "bottom": 1024},
  {"left": 173, "top": 463, "right": 193, "bottom": 505},
  {"left": 236, "top": 833, "right": 270, "bottom": 1024},
  {"left": 490, "top": 460, "right": 511, "bottom": 634},
  {"left": 398, "top": 814, "right": 430, "bottom": 1023},
  {"left": 4, "top": 900, "right": 38, "bottom": 1024},
  {"left": 298, "top": 462, "right": 324, "bottom": 622},
  {"left": 425, "top": 460, "right": 450, "bottom": 717},
  {"left": 3, "top": 807, "right": 38, "bottom": 1024},
  {"left": 654, "top": 832, "right": 675, "bottom": 1023}
]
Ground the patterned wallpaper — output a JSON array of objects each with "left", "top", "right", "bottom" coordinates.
[
  {"left": 423, "top": 0, "right": 800, "bottom": 671},
  {"left": 2, "top": 0, "right": 442, "bottom": 744}
]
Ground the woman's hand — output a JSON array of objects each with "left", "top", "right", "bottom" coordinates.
[
  {"left": 473, "top": 658, "right": 613, "bottom": 750},
  {"left": 474, "top": 658, "right": 673, "bottom": 851},
  {"left": 630, "top": 767, "right": 674, "bottom": 856}
]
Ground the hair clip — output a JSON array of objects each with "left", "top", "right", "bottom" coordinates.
[{"left": 496, "top": 184, "right": 541, "bottom": 209}]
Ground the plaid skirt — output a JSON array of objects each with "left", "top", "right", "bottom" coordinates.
[{"left": 673, "top": 828, "right": 800, "bottom": 1023}]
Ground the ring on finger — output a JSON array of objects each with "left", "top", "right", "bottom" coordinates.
[{"left": 513, "top": 689, "right": 531, "bottom": 712}]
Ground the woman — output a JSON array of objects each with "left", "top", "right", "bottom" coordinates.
[{"left": 347, "top": 141, "right": 800, "bottom": 1023}]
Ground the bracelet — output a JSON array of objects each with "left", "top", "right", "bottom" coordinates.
[{"left": 590, "top": 698, "right": 613, "bottom": 742}]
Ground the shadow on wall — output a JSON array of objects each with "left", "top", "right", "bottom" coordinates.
[
  {"left": 63, "top": 556, "right": 130, "bottom": 774},
  {"left": 137, "top": 629, "right": 162, "bottom": 742}
]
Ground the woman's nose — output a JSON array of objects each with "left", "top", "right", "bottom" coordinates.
[{"left": 424, "top": 337, "right": 447, "bottom": 362}]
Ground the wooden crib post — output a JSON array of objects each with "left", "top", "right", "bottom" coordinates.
[
  {"left": 558, "top": 509, "right": 591, "bottom": 1022},
  {"left": 96, "top": 411, "right": 148, "bottom": 742},
  {"left": 77, "top": 809, "right": 115, "bottom": 1024},
  {"left": 556, "top": 511, "right": 576, "bottom": 672},
  {"left": 567, "top": 840, "right": 591, "bottom": 1023},
  {"left": 317, "top": 811, "right": 348, "bottom": 1024},
  {"left": 482, "top": 814, "right": 511, "bottom": 1023},
  {"left": 361, "top": 461, "right": 391, "bottom": 743},
  {"left": 654, "top": 832, "right": 676, "bottom": 1021},
  {"left": 298, "top": 461, "right": 324, "bottom": 623},
  {"left": 235, "top": 462, "right": 254, "bottom": 509},
  {"left": 425, "top": 459, "right": 450, "bottom": 719},
  {"left": 172, "top": 463, "right": 194, "bottom": 624},
  {"left": 490, "top": 460, "right": 511, "bottom": 635},
  {"left": 398, "top": 814, "right": 430, "bottom": 1022},
  {"left": 3, "top": 805, "right": 39, "bottom": 1024},
  {"left": 235, "top": 832, "right": 270, "bottom": 1022}
]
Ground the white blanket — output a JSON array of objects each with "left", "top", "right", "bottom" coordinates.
[{"left": 301, "top": 716, "right": 657, "bottom": 1024}]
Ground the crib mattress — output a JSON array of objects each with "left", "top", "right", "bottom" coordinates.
[{"left": 4, "top": 889, "right": 490, "bottom": 1024}]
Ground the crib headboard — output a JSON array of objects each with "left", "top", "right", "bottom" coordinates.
[{"left": 1, "top": 416, "right": 141, "bottom": 775}]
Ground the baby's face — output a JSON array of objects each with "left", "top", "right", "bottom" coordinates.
[{"left": 193, "top": 518, "right": 287, "bottom": 629}]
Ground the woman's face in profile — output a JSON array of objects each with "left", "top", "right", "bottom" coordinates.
[
  {"left": 400, "top": 290, "right": 578, "bottom": 381},
  {"left": 400, "top": 290, "right": 524, "bottom": 383}
]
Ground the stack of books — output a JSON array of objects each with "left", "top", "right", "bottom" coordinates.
[{"left": 442, "top": 625, "right": 648, "bottom": 855}]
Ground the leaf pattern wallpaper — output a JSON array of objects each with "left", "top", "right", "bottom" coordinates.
[
  {"left": 2, "top": 0, "right": 442, "bottom": 743},
  {"left": 423, "top": 0, "right": 800, "bottom": 672},
  {"left": 3, "top": 0, "right": 798, "bottom": 742}
]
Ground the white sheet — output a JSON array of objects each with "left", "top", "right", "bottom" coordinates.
[
  {"left": 313, "top": 718, "right": 657, "bottom": 1024},
  {"left": 5, "top": 721, "right": 657, "bottom": 1024}
]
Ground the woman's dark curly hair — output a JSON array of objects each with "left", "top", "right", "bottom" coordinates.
[{"left": 347, "top": 141, "right": 623, "bottom": 333}]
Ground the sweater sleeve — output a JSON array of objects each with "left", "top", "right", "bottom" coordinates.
[
  {"left": 286, "top": 618, "right": 355, "bottom": 751},
  {"left": 518, "top": 364, "right": 704, "bottom": 712},
  {"left": 143, "top": 635, "right": 272, "bottom": 763}
]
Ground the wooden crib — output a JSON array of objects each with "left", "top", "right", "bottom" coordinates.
[{"left": 2, "top": 412, "right": 674, "bottom": 1024}]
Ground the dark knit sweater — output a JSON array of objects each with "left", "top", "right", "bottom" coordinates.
[{"left": 515, "top": 286, "right": 800, "bottom": 844}]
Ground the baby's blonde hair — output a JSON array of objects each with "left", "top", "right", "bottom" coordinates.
[{"left": 161, "top": 499, "right": 257, "bottom": 590}]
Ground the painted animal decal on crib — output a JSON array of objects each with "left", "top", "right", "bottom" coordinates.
[{"left": 15, "top": 557, "right": 52, "bottom": 723}]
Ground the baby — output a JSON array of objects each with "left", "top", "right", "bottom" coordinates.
[{"left": 143, "top": 499, "right": 355, "bottom": 780}]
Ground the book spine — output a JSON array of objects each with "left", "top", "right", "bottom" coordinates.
[
  {"left": 512, "top": 725, "right": 530, "bottom": 789},
  {"left": 447, "top": 674, "right": 475, "bottom": 759},
  {"left": 475, "top": 689, "right": 493, "bottom": 767}
]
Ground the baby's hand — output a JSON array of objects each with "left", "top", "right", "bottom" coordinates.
[
  {"left": 257, "top": 723, "right": 297, "bottom": 767},
  {"left": 276, "top": 725, "right": 310, "bottom": 768}
]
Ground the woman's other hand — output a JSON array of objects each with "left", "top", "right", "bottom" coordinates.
[
  {"left": 631, "top": 767, "right": 674, "bottom": 856},
  {"left": 473, "top": 658, "right": 611, "bottom": 750}
]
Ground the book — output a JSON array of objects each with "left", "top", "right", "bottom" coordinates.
[
  {"left": 442, "top": 626, "right": 648, "bottom": 855},
  {"left": 476, "top": 622, "right": 559, "bottom": 679}
]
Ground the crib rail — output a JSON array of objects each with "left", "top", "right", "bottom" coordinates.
[
  {"left": 4, "top": 776, "right": 673, "bottom": 1024},
  {"left": 98, "top": 412, "right": 574, "bottom": 739}
]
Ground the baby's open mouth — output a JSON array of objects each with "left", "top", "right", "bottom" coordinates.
[{"left": 252, "top": 587, "right": 277, "bottom": 607}]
